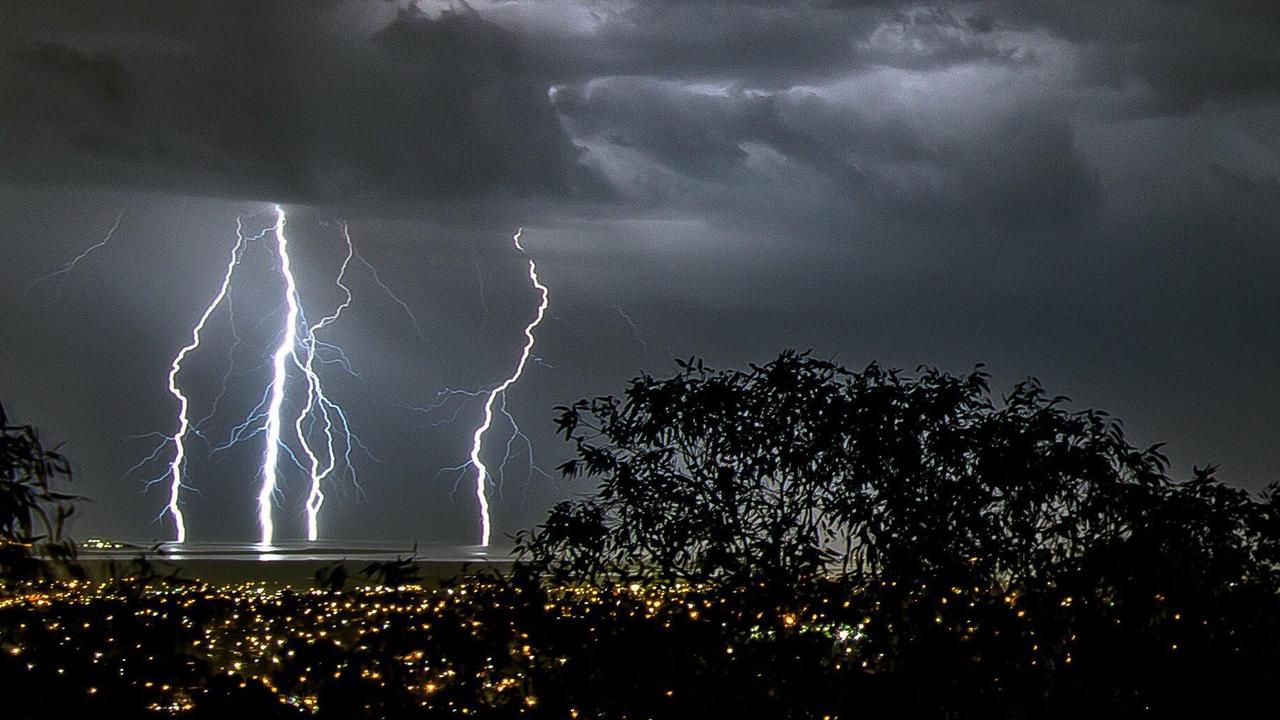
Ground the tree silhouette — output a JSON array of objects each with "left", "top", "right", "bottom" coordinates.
[
  {"left": 518, "top": 351, "right": 1277, "bottom": 597},
  {"left": 314, "top": 561, "right": 350, "bottom": 592},
  {"left": 360, "top": 548, "right": 423, "bottom": 587},
  {"left": 0, "top": 401, "right": 79, "bottom": 582}
]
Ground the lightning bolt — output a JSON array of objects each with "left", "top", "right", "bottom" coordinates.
[
  {"left": 468, "top": 228, "right": 549, "bottom": 546},
  {"left": 415, "top": 386, "right": 552, "bottom": 497},
  {"left": 257, "top": 204, "right": 300, "bottom": 547},
  {"left": 142, "top": 206, "right": 379, "bottom": 545},
  {"left": 25, "top": 211, "right": 125, "bottom": 301},
  {"left": 296, "top": 222, "right": 356, "bottom": 542},
  {"left": 164, "top": 215, "right": 263, "bottom": 543}
]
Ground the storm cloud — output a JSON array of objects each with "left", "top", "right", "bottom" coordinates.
[
  {"left": 3, "top": 0, "right": 1276, "bottom": 224},
  {"left": 0, "top": 3, "right": 607, "bottom": 206}
]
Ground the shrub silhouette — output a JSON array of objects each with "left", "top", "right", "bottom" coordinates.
[
  {"left": 0, "top": 402, "right": 79, "bottom": 582},
  {"left": 518, "top": 351, "right": 1277, "bottom": 598},
  {"left": 509, "top": 352, "right": 1280, "bottom": 716}
]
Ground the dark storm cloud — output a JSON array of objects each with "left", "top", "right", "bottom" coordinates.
[
  {"left": 552, "top": 80, "right": 774, "bottom": 182},
  {"left": 509, "top": 1, "right": 1032, "bottom": 87},
  {"left": 988, "top": 0, "right": 1280, "bottom": 115},
  {"left": 552, "top": 75, "right": 1100, "bottom": 227},
  {"left": 1208, "top": 164, "right": 1280, "bottom": 208},
  {"left": 520, "top": 2, "right": 880, "bottom": 87},
  {"left": 334, "top": 7, "right": 609, "bottom": 202},
  {"left": 3, "top": 42, "right": 128, "bottom": 105},
  {"left": 4, "top": 0, "right": 1272, "bottom": 222},
  {"left": 0, "top": 2, "right": 607, "bottom": 207}
]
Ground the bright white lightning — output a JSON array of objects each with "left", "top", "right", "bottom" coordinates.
[
  {"left": 164, "top": 216, "right": 254, "bottom": 543},
  {"left": 25, "top": 211, "right": 125, "bottom": 301},
  {"left": 257, "top": 204, "right": 300, "bottom": 547},
  {"left": 141, "top": 207, "right": 372, "bottom": 544},
  {"left": 469, "top": 228, "right": 549, "bottom": 546},
  {"left": 295, "top": 222, "right": 356, "bottom": 542}
]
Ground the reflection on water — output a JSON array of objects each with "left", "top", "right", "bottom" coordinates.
[{"left": 78, "top": 540, "right": 514, "bottom": 563}]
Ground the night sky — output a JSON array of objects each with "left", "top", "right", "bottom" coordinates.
[{"left": 1, "top": 1, "right": 1277, "bottom": 545}]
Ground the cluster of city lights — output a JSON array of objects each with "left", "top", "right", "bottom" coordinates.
[{"left": 0, "top": 574, "right": 1204, "bottom": 717}]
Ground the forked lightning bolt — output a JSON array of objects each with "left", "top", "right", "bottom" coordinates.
[
  {"left": 164, "top": 215, "right": 262, "bottom": 542},
  {"left": 468, "top": 228, "right": 549, "bottom": 546},
  {"left": 256, "top": 205, "right": 301, "bottom": 546},
  {"left": 296, "top": 223, "right": 356, "bottom": 542},
  {"left": 136, "top": 205, "right": 443, "bottom": 544},
  {"left": 154, "top": 206, "right": 369, "bottom": 545}
]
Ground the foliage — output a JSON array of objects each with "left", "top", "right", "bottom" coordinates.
[
  {"left": 518, "top": 351, "right": 1276, "bottom": 597},
  {"left": 102, "top": 549, "right": 193, "bottom": 596},
  {"left": 0, "top": 402, "right": 79, "bottom": 582},
  {"left": 360, "top": 544, "right": 424, "bottom": 587},
  {"left": 314, "top": 562, "right": 349, "bottom": 592}
]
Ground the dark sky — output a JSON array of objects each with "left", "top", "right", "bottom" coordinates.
[{"left": 1, "top": 1, "right": 1278, "bottom": 545}]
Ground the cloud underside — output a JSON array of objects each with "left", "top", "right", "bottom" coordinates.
[{"left": 0, "top": 1, "right": 1276, "bottom": 230}]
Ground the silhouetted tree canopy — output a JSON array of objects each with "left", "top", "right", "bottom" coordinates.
[
  {"left": 0, "top": 401, "right": 79, "bottom": 581},
  {"left": 519, "top": 351, "right": 1279, "bottom": 595}
]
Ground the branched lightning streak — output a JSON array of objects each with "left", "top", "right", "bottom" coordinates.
[
  {"left": 164, "top": 216, "right": 257, "bottom": 543},
  {"left": 417, "top": 387, "right": 552, "bottom": 494},
  {"left": 25, "top": 211, "right": 125, "bottom": 301},
  {"left": 295, "top": 222, "right": 356, "bottom": 542},
  {"left": 257, "top": 204, "right": 300, "bottom": 547},
  {"left": 469, "top": 228, "right": 549, "bottom": 546},
  {"left": 143, "top": 206, "right": 375, "bottom": 545}
]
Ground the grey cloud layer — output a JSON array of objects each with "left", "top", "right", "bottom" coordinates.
[
  {"left": 989, "top": 1, "right": 1280, "bottom": 114},
  {"left": 4, "top": 0, "right": 1276, "bottom": 221},
  {"left": 552, "top": 75, "right": 1100, "bottom": 227},
  {"left": 0, "top": 3, "right": 606, "bottom": 207}
]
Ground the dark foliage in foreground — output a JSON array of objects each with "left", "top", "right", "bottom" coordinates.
[
  {"left": 520, "top": 352, "right": 1280, "bottom": 594},
  {"left": 3, "top": 352, "right": 1280, "bottom": 718},
  {"left": 0, "top": 402, "right": 79, "bottom": 582}
]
